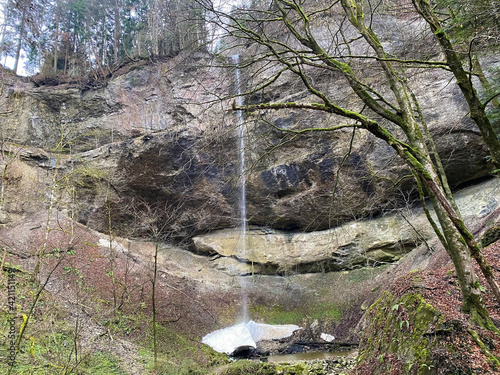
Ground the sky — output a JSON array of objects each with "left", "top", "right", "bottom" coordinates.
[{"left": 0, "top": 6, "right": 31, "bottom": 76}]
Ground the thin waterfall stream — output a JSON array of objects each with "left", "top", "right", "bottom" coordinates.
[
  {"left": 201, "top": 55, "right": 300, "bottom": 356},
  {"left": 232, "top": 54, "right": 249, "bottom": 323}
]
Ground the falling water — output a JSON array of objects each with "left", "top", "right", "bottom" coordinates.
[
  {"left": 202, "top": 56, "right": 304, "bottom": 354},
  {"left": 231, "top": 54, "right": 248, "bottom": 323}
]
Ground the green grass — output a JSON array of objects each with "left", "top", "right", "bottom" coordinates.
[
  {"left": 0, "top": 325, "right": 127, "bottom": 375},
  {"left": 346, "top": 265, "right": 390, "bottom": 283},
  {"left": 137, "top": 323, "right": 228, "bottom": 375},
  {"left": 310, "top": 303, "right": 343, "bottom": 321},
  {"left": 78, "top": 352, "right": 129, "bottom": 375},
  {"left": 250, "top": 304, "right": 303, "bottom": 324},
  {"left": 250, "top": 301, "right": 343, "bottom": 325},
  {"left": 0, "top": 268, "right": 129, "bottom": 375},
  {"left": 0, "top": 264, "right": 347, "bottom": 375}
]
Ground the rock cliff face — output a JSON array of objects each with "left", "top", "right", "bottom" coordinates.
[
  {"left": 0, "top": 52, "right": 494, "bottom": 254},
  {"left": 193, "top": 177, "right": 500, "bottom": 273}
]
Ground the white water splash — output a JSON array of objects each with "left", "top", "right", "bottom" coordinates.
[{"left": 202, "top": 321, "right": 301, "bottom": 355}]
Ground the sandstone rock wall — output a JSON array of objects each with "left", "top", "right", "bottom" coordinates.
[
  {"left": 0, "top": 49, "right": 495, "bottom": 240},
  {"left": 193, "top": 178, "right": 500, "bottom": 273}
]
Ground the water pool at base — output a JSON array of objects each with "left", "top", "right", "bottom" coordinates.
[{"left": 264, "top": 349, "right": 356, "bottom": 363}]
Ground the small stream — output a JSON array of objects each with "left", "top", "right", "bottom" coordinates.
[{"left": 261, "top": 348, "right": 357, "bottom": 364}]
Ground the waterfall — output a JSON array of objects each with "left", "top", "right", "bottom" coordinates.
[
  {"left": 231, "top": 54, "right": 248, "bottom": 323},
  {"left": 202, "top": 56, "right": 304, "bottom": 355}
]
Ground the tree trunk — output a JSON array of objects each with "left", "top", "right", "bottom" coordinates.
[
  {"left": 419, "top": 170, "right": 500, "bottom": 305},
  {"left": 13, "top": 7, "right": 26, "bottom": 75},
  {"left": 345, "top": 0, "right": 500, "bottom": 316},
  {"left": 427, "top": 188, "right": 493, "bottom": 326},
  {"left": 0, "top": 0, "right": 11, "bottom": 58},
  {"left": 152, "top": 241, "right": 158, "bottom": 367},
  {"left": 137, "top": 30, "right": 142, "bottom": 57},
  {"left": 412, "top": 0, "right": 500, "bottom": 169},
  {"left": 53, "top": 13, "right": 59, "bottom": 73},
  {"left": 37, "top": 36, "right": 42, "bottom": 71},
  {"left": 368, "top": 120, "right": 498, "bottom": 326},
  {"left": 113, "top": 0, "right": 121, "bottom": 64},
  {"left": 472, "top": 54, "right": 500, "bottom": 110},
  {"left": 229, "top": 0, "right": 499, "bottom": 328}
]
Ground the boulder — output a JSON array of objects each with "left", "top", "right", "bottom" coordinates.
[{"left": 193, "top": 209, "right": 432, "bottom": 273}]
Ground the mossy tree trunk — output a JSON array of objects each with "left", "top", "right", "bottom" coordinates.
[
  {"left": 427, "top": 190, "right": 492, "bottom": 325},
  {"left": 412, "top": 0, "right": 500, "bottom": 170},
  {"left": 362, "top": 118, "right": 495, "bottom": 326}
]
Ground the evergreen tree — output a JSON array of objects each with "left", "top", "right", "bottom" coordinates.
[{"left": 2, "top": 0, "right": 208, "bottom": 76}]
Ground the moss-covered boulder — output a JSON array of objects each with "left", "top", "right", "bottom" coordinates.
[
  {"left": 481, "top": 225, "right": 500, "bottom": 248},
  {"left": 355, "top": 291, "right": 500, "bottom": 374},
  {"left": 356, "top": 291, "right": 440, "bottom": 374}
]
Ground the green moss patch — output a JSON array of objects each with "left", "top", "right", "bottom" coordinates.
[
  {"left": 357, "top": 291, "right": 443, "bottom": 374},
  {"left": 480, "top": 225, "right": 500, "bottom": 248},
  {"left": 250, "top": 301, "right": 343, "bottom": 325},
  {"left": 355, "top": 289, "right": 500, "bottom": 374}
]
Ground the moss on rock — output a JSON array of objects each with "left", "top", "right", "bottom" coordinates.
[
  {"left": 356, "top": 291, "right": 441, "bottom": 374},
  {"left": 359, "top": 289, "right": 500, "bottom": 375},
  {"left": 355, "top": 287, "right": 500, "bottom": 374},
  {"left": 480, "top": 225, "right": 500, "bottom": 248}
]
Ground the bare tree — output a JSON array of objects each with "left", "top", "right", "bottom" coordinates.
[
  {"left": 131, "top": 198, "right": 185, "bottom": 369},
  {"left": 200, "top": 0, "right": 500, "bottom": 329},
  {"left": 412, "top": 0, "right": 500, "bottom": 168}
]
